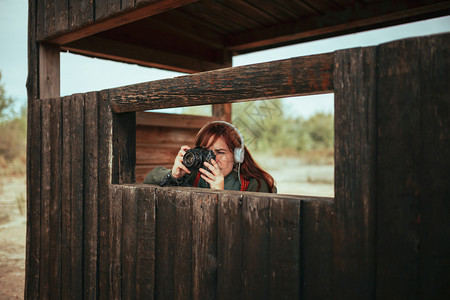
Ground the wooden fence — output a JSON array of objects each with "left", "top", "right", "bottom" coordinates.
[{"left": 26, "top": 33, "right": 450, "bottom": 299}]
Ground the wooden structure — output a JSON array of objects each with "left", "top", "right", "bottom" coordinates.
[{"left": 27, "top": 1, "right": 450, "bottom": 299}]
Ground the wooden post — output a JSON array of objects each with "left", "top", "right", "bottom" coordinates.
[
  {"left": 39, "top": 43, "right": 60, "bottom": 99},
  {"left": 333, "top": 46, "right": 377, "bottom": 298}
]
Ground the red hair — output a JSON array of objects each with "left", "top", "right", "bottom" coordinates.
[{"left": 195, "top": 122, "right": 276, "bottom": 193}]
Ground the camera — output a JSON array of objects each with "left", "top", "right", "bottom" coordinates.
[{"left": 182, "top": 147, "right": 216, "bottom": 171}]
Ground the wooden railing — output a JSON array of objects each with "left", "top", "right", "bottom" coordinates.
[{"left": 107, "top": 184, "right": 333, "bottom": 299}]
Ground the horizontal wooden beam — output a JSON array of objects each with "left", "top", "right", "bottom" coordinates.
[
  {"left": 47, "top": 0, "right": 199, "bottom": 44},
  {"left": 136, "top": 111, "right": 218, "bottom": 128},
  {"left": 109, "top": 52, "right": 333, "bottom": 113},
  {"left": 62, "top": 36, "right": 226, "bottom": 74},
  {"left": 227, "top": 1, "right": 450, "bottom": 53}
]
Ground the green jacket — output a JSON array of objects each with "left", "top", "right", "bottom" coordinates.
[{"left": 143, "top": 167, "right": 275, "bottom": 193}]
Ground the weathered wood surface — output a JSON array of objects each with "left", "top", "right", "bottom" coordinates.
[
  {"left": 376, "top": 33, "right": 450, "bottom": 299},
  {"left": 109, "top": 53, "right": 334, "bottom": 113},
  {"left": 49, "top": 97, "right": 62, "bottom": 300},
  {"left": 333, "top": 46, "right": 377, "bottom": 298},
  {"left": 84, "top": 92, "right": 98, "bottom": 300},
  {"left": 135, "top": 112, "right": 216, "bottom": 182},
  {"left": 112, "top": 111, "right": 136, "bottom": 184},
  {"left": 98, "top": 89, "right": 113, "bottom": 300},
  {"left": 43, "top": 0, "right": 199, "bottom": 43}
]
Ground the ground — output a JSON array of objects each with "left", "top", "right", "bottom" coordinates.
[
  {"left": 0, "top": 176, "right": 26, "bottom": 299},
  {"left": 0, "top": 157, "right": 333, "bottom": 299}
]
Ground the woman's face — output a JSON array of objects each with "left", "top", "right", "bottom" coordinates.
[{"left": 207, "top": 135, "right": 235, "bottom": 177}]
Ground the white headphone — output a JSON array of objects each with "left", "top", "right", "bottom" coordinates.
[{"left": 211, "top": 121, "right": 245, "bottom": 163}]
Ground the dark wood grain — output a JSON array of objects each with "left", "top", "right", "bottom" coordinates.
[
  {"left": 122, "top": 186, "right": 137, "bottom": 300},
  {"left": 38, "top": 99, "right": 51, "bottom": 299},
  {"left": 25, "top": 0, "right": 39, "bottom": 297},
  {"left": 269, "top": 197, "right": 301, "bottom": 300},
  {"left": 112, "top": 112, "right": 136, "bottom": 184},
  {"left": 54, "top": 0, "right": 69, "bottom": 34},
  {"left": 109, "top": 53, "right": 334, "bottom": 113},
  {"left": 70, "top": 93, "right": 85, "bottom": 300},
  {"left": 155, "top": 188, "right": 175, "bottom": 300},
  {"left": 69, "top": 0, "right": 94, "bottom": 30},
  {"left": 217, "top": 194, "right": 243, "bottom": 300},
  {"left": 109, "top": 185, "right": 123, "bottom": 299},
  {"left": 192, "top": 191, "right": 218, "bottom": 300},
  {"left": 301, "top": 200, "right": 333, "bottom": 299},
  {"left": 61, "top": 96, "right": 72, "bottom": 299},
  {"left": 84, "top": 92, "right": 98, "bottom": 300},
  {"left": 415, "top": 33, "right": 450, "bottom": 299},
  {"left": 49, "top": 97, "right": 62, "bottom": 300},
  {"left": 174, "top": 189, "right": 193, "bottom": 299},
  {"left": 333, "top": 46, "right": 377, "bottom": 298},
  {"left": 98, "top": 90, "right": 113, "bottom": 300},
  {"left": 136, "top": 186, "right": 156, "bottom": 300},
  {"left": 242, "top": 194, "right": 269, "bottom": 300},
  {"left": 376, "top": 33, "right": 450, "bottom": 299}
]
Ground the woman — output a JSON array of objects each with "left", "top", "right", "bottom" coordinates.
[{"left": 143, "top": 121, "right": 276, "bottom": 193}]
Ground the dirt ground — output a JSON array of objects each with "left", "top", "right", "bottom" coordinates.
[
  {"left": 0, "top": 176, "right": 26, "bottom": 300},
  {"left": 0, "top": 158, "right": 333, "bottom": 299}
]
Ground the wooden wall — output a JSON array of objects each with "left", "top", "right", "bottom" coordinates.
[
  {"left": 136, "top": 112, "right": 220, "bottom": 183},
  {"left": 25, "top": 34, "right": 450, "bottom": 299}
]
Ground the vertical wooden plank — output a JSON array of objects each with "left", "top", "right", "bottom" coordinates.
[
  {"left": 122, "top": 186, "right": 137, "bottom": 300},
  {"left": 136, "top": 186, "right": 156, "bottom": 300},
  {"left": 377, "top": 34, "right": 450, "bottom": 298},
  {"left": 84, "top": 92, "right": 98, "bottom": 300},
  {"left": 155, "top": 189, "right": 175, "bottom": 300},
  {"left": 110, "top": 185, "right": 123, "bottom": 299},
  {"left": 26, "top": 99, "right": 41, "bottom": 300},
  {"left": 269, "top": 198, "right": 301, "bottom": 300},
  {"left": 69, "top": 0, "right": 94, "bottom": 29},
  {"left": 112, "top": 111, "right": 136, "bottom": 184},
  {"left": 49, "top": 97, "right": 62, "bottom": 300},
  {"left": 98, "top": 90, "right": 113, "bottom": 300},
  {"left": 39, "top": 43, "right": 60, "bottom": 99},
  {"left": 71, "top": 93, "right": 85, "bottom": 299},
  {"left": 217, "top": 194, "right": 243, "bottom": 300},
  {"left": 192, "top": 191, "right": 218, "bottom": 300},
  {"left": 55, "top": 0, "right": 69, "bottom": 32},
  {"left": 36, "top": 0, "right": 46, "bottom": 40},
  {"left": 242, "top": 194, "right": 269, "bottom": 300},
  {"left": 376, "top": 38, "right": 422, "bottom": 299},
  {"left": 212, "top": 103, "right": 232, "bottom": 123},
  {"left": 61, "top": 95, "right": 72, "bottom": 299},
  {"left": 44, "top": 0, "right": 56, "bottom": 38},
  {"left": 39, "top": 98, "right": 51, "bottom": 299},
  {"left": 95, "top": 0, "right": 121, "bottom": 20},
  {"left": 173, "top": 189, "right": 193, "bottom": 300},
  {"left": 416, "top": 34, "right": 450, "bottom": 299},
  {"left": 94, "top": 0, "right": 108, "bottom": 20},
  {"left": 300, "top": 200, "right": 333, "bottom": 299},
  {"left": 122, "top": 0, "right": 136, "bottom": 11},
  {"left": 333, "top": 46, "right": 377, "bottom": 298},
  {"left": 25, "top": 0, "right": 40, "bottom": 297}
]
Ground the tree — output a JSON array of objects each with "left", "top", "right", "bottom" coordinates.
[
  {"left": 0, "top": 72, "right": 14, "bottom": 120},
  {"left": 0, "top": 71, "right": 27, "bottom": 162}
]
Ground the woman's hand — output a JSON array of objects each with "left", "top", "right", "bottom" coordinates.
[
  {"left": 171, "top": 145, "right": 191, "bottom": 179},
  {"left": 200, "top": 159, "right": 224, "bottom": 190}
]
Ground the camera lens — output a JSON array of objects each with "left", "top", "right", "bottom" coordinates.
[{"left": 183, "top": 151, "right": 196, "bottom": 167}]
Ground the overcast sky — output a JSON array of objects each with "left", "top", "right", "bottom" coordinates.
[{"left": 0, "top": 0, "right": 449, "bottom": 117}]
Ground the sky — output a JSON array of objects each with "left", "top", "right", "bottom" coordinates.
[{"left": 0, "top": 0, "right": 449, "bottom": 117}]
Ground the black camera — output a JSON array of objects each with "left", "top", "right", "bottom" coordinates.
[{"left": 182, "top": 147, "right": 216, "bottom": 171}]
